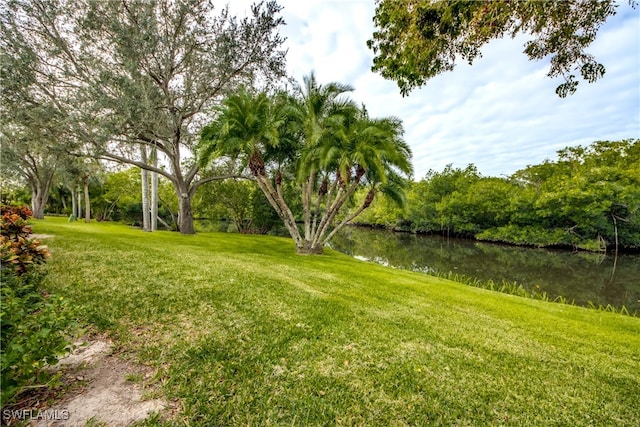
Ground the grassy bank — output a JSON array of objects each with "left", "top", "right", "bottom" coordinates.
[{"left": 34, "top": 217, "right": 639, "bottom": 426}]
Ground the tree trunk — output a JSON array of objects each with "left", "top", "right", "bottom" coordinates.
[
  {"left": 254, "top": 173, "right": 301, "bottom": 244},
  {"left": 31, "top": 185, "right": 46, "bottom": 219},
  {"left": 296, "top": 240, "right": 324, "bottom": 255},
  {"left": 83, "top": 174, "right": 91, "bottom": 223},
  {"left": 151, "top": 147, "right": 158, "bottom": 231},
  {"left": 71, "top": 187, "right": 78, "bottom": 218},
  {"left": 77, "top": 187, "right": 83, "bottom": 219},
  {"left": 140, "top": 145, "right": 150, "bottom": 231},
  {"left": 321, "top": 190, "right": 375, "bottom": 246},
  {"left": 609, "top": 214, "right": 619, "bottom": 283},
  {"left": 30, "top": 172, "right": 55, "bottom": 219},
  {"left": 178, "top": 192, "right": 195, "bottom": 234}
]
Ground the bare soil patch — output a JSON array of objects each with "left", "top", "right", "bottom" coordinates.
[{"left": 2, "top": 337, "right": 170, "bottom": 426}]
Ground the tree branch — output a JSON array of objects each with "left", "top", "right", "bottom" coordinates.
[
  {"left": 96, "top": 152, "right": 175, "bottom": 182},
  {"left": 189, "top": 173, "right": 253, "bottom": 197}
]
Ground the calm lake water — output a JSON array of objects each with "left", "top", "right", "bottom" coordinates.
[{"left": 329, "top": 227, "right": 640, "bottom": 314}]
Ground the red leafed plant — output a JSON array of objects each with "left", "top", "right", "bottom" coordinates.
[
  {"left": 0, "top": 205, "right": 50, "bottom": 275},
  {"left": 1, "top": 206, "right": 74, "bottom": 407}
]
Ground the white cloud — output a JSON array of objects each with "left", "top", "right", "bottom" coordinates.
[{"left": 230, "top": 0, "right": 640, "bottom": 178}]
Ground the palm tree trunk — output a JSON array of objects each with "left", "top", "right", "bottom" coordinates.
[
  {"left": 253, "top": 173, "right": 303, "bottom": 247},
  {"left": 322, "top": 189, "right": 375, "bottom": 245},
  {"left": 303, "top": 171, "right": 316, "bottom": 240},
  {"left": 70, "top": 187, "right": 78, "bottom": 218},
  {"left": 313, "top": 179, "right": 361, "bottom": 247},
  {"left": 140, "top": 145, "right": 150, "bottom": 231},
  {"left": 151, "top": 147, "right": 158, "bottom": 231},
  {"left": 77, "top": 186, "right": 83, "bottom": 219},
  {"left": 83, "top": 174, "right": 91, "bottom": 222}
]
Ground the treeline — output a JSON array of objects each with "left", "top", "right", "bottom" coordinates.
[
  {"left": 1, "top": 166, "right": 286, "bottom": 235},
  {"left": 3, "top": 139, "right": 638, "bottom": 252},
  {"left": 357, "top": 139, "right": 640, "bottom": 252}
]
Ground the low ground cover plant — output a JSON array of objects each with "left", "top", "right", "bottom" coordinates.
[{"left": 0, "top": 206, "right": 74, "bottom": 406}]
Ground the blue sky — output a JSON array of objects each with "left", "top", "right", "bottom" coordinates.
[{"left": 229, "top": 1, "right": 640, "bottom": 179}]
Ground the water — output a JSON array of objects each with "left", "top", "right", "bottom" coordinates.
[{"left": 329, "top": 226, "right": 640, "bottom": 314}]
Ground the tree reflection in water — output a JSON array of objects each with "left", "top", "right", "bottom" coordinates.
[{"left": 330, "top": 227, "right": 640, "bottom": 314}]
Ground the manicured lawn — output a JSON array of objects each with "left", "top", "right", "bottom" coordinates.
[{"left": 35, "top": 217, "right": 640, "bottom": 426}]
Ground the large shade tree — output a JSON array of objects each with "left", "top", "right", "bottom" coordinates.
[
  {"left": 1, "top": 0, "right": 287, "bottom": 233},
  {"left": 199, "top": 76, "right": 413, "bottom": 254},
  {"left": 368, "top": 0, "right": 629, "bottom": 97},
  {"left": 0, "top": 72, "right": 68, "bottom": 219},
  {"left": 0, "top": 6, "right": 78, "bottom": 219}
]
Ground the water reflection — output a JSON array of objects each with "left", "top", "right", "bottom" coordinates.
[{"left": 330, "top": 227, "right": 640, "bottom": 314}]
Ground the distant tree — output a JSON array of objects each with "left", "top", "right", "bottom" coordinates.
[
  {"left": 1, "top": 0, "right": 287, "bottom": 233},
  {"left": 99, "top": 167, "right": 176, "bottom": 228},
  {"left": 0, "top": 138, "right": 56, "bottom": 220},
  {"left": 406, "top": 164, "right": 480, "bottom": 235},
  {"left": 250, "top": 187, "right": 282, "bottom": 234},
  {"left": 199, "top": 77, "right": 413, "bottom": 254},
  {"left": 0, "top": 104, "right": 67, "bottom": 219},
  {"left": 195, "top": 178, "right": 255, "bottom": 233},
  {"left": 368, "top": 0, "right": 631, "bottom": 97},
  {"left": 454, "top": 178, "right": 515, "bottom": 233},
  {"left": 475, "top": 139, "right": 640, "bottom": 250},
  {"left": 351, "top": 186, "right": 405, "bottom": 228},
  {"left": 55, "top": 158, "right": 82, "bottom": 219},
  {"left": 79, "top": 159, "right": 103, "bottom": 223},
  {"left": 400, "top": 143, "right": 639, "bottom": 251},
  {"left": 533, "top": 139, "right": 640, "bottom": 250},
  {"left": 101, "top": 169, "right": 142, "bottom": 223}
]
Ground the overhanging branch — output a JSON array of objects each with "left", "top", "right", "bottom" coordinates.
[
  {"left": 96, "top": 152, "right": 175, "bottom": 181},
  {"left": 190, "top": 173, "right": 254, "bottom": 196}
]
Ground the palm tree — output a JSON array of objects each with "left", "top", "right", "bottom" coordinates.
[
  {"left": 306, "top": 107, "right": 413, "bottom": 251},
  {"left": 199, "top": 76, "right": 413, "bottom": 254},
  {"left": 294, "top": 72, "right": 359, "bottom": 248},
  {"left": 199, "top": 87, "right": 303, "bottom": 243}
]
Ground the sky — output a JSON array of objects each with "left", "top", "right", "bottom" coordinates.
[{"left": 228, "top": 1, "right": 640, "bottom": 179}]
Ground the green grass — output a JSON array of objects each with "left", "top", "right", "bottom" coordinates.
[{"left": 34, "top": 217, "right": 640, "bottom": 426}]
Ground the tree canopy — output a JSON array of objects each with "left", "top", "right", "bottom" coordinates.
[
  {"left": 367, "top": 0, "right": 630, "bottom": 97},
  {"left": 376, "top": 139, "right": 640, "bottom": 252},
  {"left": 1, "top": 0, "right": 287, "bottom": 233},
  {"left": 0, "top": 51, "right": 72, "bottom": 218}
]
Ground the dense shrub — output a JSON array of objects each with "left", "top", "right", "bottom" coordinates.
[
  {"left": 1, "top": 206, "right": 32, "bottom": 237},
  {"left": 0, "top": 205, "right": 75, "bottom": 406}
]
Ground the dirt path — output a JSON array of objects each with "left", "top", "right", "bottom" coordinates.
[{"left": 13, "top": 338, "right": 170, "bottom": 427}]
